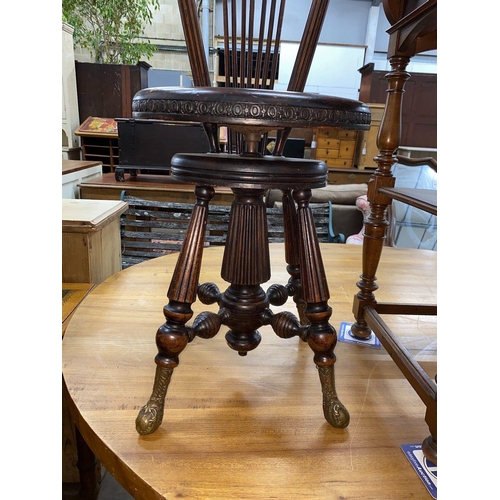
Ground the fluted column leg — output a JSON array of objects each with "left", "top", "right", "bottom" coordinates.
[
  {"left": 293, "top": 188, "right": 349, "bottom": 428},
  {"left": 281, "top": 188, "right": 308, "bottom": 324},
  {"left": 220, "top": 188, "right": 270, "bottom": 355},
  {"left": 136, "top": 186, "right": 215, "bottom": 435}
]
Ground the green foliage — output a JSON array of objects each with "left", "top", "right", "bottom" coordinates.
[{"left": 62, "top": 0, "right": 160, "bottom": 65}]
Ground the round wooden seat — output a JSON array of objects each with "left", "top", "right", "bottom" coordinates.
[
  {"left": 132, "top": 87, "right": 370, "bottom": 134},
  {"left": 170, "top": 153, "right": 328, "bottom": 189}
]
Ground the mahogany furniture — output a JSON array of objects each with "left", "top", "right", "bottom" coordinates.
[
  {"left": 351, "top": 0, "right": 437, "bottom": 463},
  {"left": 131, "top": 0, "right": 370, "bottom": 436},
  {"left": 75, "top": 61, "right": 150, "bottom": 123},
  {"left": 62, "top": 244, "right": 437, "bottom": 499},
  {"left": 78, "top": 171, "right": 371, "bottom": 203}
]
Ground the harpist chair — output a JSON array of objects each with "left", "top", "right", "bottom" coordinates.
[{"left": 133, "top": 0, "right": 370, "bottom": 435}]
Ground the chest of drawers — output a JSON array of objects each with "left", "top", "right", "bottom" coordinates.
[{"left": 313, "top": 128, "right": 358, "bottom": 168}]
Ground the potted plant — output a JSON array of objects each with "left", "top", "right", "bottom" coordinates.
[
  {"left": 62, "top": 0, "right": 160, "bottom": 64},
  {"left": 62, "top": 0, "right": 160, "bottom": 120}
]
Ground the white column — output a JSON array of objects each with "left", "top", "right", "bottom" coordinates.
[
  {"left": 62, "top": 22, "right": 81, "bottom": 158},
  {"left": 364, "top": 4, "right": 380, "bottom": 65}
]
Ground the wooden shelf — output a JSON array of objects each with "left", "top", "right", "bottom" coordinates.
[{"left": 76, "top": 117, "right": 119, "bottom": 174}]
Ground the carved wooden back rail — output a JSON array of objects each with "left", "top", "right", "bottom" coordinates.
[{"left": 179, "top": 0, "right": 331, "bottom": 155}]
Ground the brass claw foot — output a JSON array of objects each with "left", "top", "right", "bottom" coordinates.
[
  {"left": 322, "top": 393, "right": 350, "bottom": 429},
  {"left": 136, "top": 365, "right": 173, "bottom": 435},
  {"left": 318, "top": 364, "right": 350, "bottom": 429},
  {"left": 136, "top": 400, "right": 164, "bottom": 435}
]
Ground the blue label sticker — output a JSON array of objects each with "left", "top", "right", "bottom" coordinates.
[
  {"left": 401, "top": 443, "right": 437, "bottom": 499},
  {"left": 338, "top": 322, "right": 381, "bottom": 349}
]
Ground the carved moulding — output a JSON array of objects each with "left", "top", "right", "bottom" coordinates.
[{"left": 132, "top": 87, "right": 371, "bottom": 131}]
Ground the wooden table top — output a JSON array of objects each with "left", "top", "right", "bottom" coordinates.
[
  {"left": 62, "top": 199, "right": 128, "bottom": 231},
  {"left": 62, "top": 159, "right": 103, "bottom": 175},
  {"left": 62, "top": 283, "right": 96, "bottom": 337},
  {"left": 62, "top": 244, "right": 437, "bottom": 500},
  {"left": 79, "top": 173, "right": 234, "bottom": 204},
  {"left": 80, "top": 173, "right": 234, "bottom": 193}
]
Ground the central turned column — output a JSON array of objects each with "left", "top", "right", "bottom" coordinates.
[{"left": 220, "top": 187, "right": 270, "bottom": 355}]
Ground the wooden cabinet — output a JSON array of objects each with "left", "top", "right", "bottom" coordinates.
[
  {"left": 75, "top": 117, "right": 119, "bottom": 174},
  {"left": 79, "top": 135, "right": 118, "bottom": 173},
  {"left": 358, "top": 63, "right": 436, "bottom": 149},
  {"left": 327, "top": 167, "right": 374, "bottom": 185},
  {"left": 62, "top": 199, "right": 128, "bottom": 284},
  {"left": 75, "top": 61, "right": 150, "bottom": 123},
  {"left": 313, "top": 128, "right": 358, "bottom": 168},
  {"left": 355, "top": 103, "right": 385, "bottom": 169}
]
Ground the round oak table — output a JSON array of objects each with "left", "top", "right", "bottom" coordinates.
[{"left": 62, "top": 243, "right": 436, "bottom": 500}]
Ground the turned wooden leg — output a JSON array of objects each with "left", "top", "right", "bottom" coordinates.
[
  {"left": 136, "top": 186, "right": 215, "bottom": 435},
  {"left": 352, "top": 56, "right": 411, "bottom": 339},
  {"left": 294, "top": 188, "right": 349, "bottom": 428},
  {"left": 351, "top": 181, "right": 393, "bottom": 339},
  {"left": 422, "top": 399, "right": 437, "bottom": 464}
]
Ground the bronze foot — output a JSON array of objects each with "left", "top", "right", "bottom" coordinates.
[
  {"left": 317, "top": 364, "right": 350, "bottom": 428},
  {"left": 136, "top": 365, "right": 173, "bottom": 435}
]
